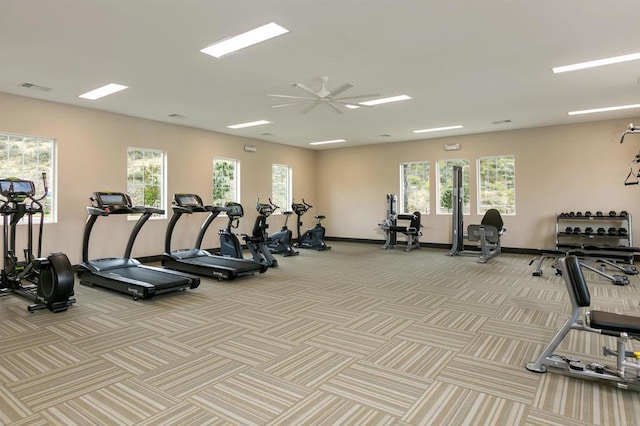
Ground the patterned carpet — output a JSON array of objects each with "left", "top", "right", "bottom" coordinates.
[{"left": 0, "top": 241, "right": 639, "bottom": 425}]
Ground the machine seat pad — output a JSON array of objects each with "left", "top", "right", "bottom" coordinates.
[
  {"left": 388, "top": 226, "right": 419, "bottom": 235},
  {"left": 467, "top": 224, "right": 500, "bottom": 243},
  {"left": 590, "top": 310, "right": 640, "bottom": 337}
]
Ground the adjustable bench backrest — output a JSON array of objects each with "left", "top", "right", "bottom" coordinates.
[{"left": 562, "top": 255, "right": 591, "bottom": 308}]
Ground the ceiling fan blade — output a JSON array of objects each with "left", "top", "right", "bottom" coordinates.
[
  {"left": 333, "top": 93, "right": 381, "bottom": 101},
  {"left": 272, "top": 101, "right": 309, "bottom": 108},
  {"left": 327, "top": 83, "right": 353, "bottom": 99},
  {"left": 301, "top": 101, "right": 321, "bottom": 114},
  {"left": 295, "top": 83, "right": 322, "bottom": 98},
  {"left": 334, "top": 100, "right": 373, "bottom": 108},
  {"left": 267, "top": 94, "right": 316, "bottom": 100},
  {"left": 323, "top": 102, "right": 343, "bottom": 114}
]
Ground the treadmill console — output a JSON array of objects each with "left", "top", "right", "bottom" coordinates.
[
  {"left": 174, "top": 193, "right": 203, "bottom": 208},
  {"left": 0, "top": 178, "right": 36, "bottom": 198},
  {"left": 93, "top": 192, "right": 132, "bottom": 208}
]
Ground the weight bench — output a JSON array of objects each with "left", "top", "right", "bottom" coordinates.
[
  {"left": 530, "top": 247, "right": 638, "bottom": 285},
  {"left": 380, "top": 211, "right": 422, "bottom": 252},
  {"left": 466, "top": 208, "right": 505, "bottom": 263},
  {"left": 526, "top": 255, "right": 640, "bottom": 391}
]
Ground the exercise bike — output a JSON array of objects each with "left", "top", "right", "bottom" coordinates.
[
  {"left": 258, "top": 198, "right": 299, "bottom": 257},
  {"left": 0, "top": 174, "right": 75, "bottom": 312},
  {"left": 219, "top": 201, "right": 277, "bottom": 267},
  {"left": 291, "top": 199, "right": 331, "bottom": 251}
]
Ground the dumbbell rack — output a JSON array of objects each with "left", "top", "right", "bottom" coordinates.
[{"left": 555, "top": 212, "right": 632, "bottom": 249}]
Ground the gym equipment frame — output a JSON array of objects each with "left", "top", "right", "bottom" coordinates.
[
  {"left": 0, "top": 175, "right": 75, "bottom": 312},
  {"left": 379, "top": 194, "right": 422, "bottom": 252},
  {"left": 448, "top": 166, "right": 506, "bottom": 263},
  {"left": 526, "top": 255, "right": 640, "bottom": 392}
]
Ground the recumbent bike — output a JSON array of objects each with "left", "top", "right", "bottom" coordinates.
[{"left": 291, "top": 199, "right": 331, "bottom": 251}]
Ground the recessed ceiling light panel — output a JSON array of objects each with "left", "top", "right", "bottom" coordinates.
[
  {"left": 553, "top": 51, "right": 640, "bottom": 73},
  {"left": 413, "top": 125, "right": 463, "bottom": 133},
  {"left": 200, "top": 22, "right": 289, "bottom": 58},
  {"left": 79, "top": 83, "right": 128, "bottom": 100},
  {"left": 309, "top": 139, "right": 346, "bottom": 145},
  {"left": 568, "top": 104, "right": 640, "bottom": 116},
  {"left": 227, "top": 120, "right": 272, "bottom": 129},
  {"left": 359, "top": 95, "right": 411, "bottom": 106}
]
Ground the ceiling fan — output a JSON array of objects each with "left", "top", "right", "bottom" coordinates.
[{"left": 268, "top": 76, "right": 379, "bottom": 114}]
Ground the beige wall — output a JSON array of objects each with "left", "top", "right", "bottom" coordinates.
[
  {"left": 0, "top": 93, "right": 317, "bottom": 264},
  {"left": 2, "top": 92, "right": 639, "bottom": 264},
  {"left": 317, "top": 118, "right": 640, "bottom": 249}
]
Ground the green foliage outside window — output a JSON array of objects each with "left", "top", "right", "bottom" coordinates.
[
  {"left": 438, "top": 159, "right": 470, "bottom": 214},
  {"left": 478, "top": 156, "right": 516, "bottom": 214},
  {"left": 272, "top": 164, "right": 290, "bottom": 212},
  {"left": 401, "top": 162, "right": 429, "bottom": 213},
  {"left": 213, "top": 158, "right": 238, "bottom": 206},
  {"left": 127, "top": 148, "right": 163, "bottom": 217},
  {"left": 0, "top": 133, "right": 54, "bottom": 219}
]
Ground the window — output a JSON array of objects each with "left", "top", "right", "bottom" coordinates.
[
  {"left": 272, "top": 164, "right": 291, "bottom": 213},
  {"left": 478, "top": 155, "right": 516, "bottom": 215},
  {"left": 213, "top": 157, "right": 239, "bottom": 206},
  {"left": 127, "top": 147, "right": 165, "bottom": 218},
  {"left": 0, "top": 133, "right": 56, "bottom": 222},
  {"left": 437, "top": 159, "right": 470, "bottom": 215},
  {"left": 400, "top": 162, "right": 430, "bottom": 213}
]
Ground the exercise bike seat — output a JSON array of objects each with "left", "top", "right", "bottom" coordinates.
[{"left": 314, "top": 215, "right": 326, "bottom": 220}]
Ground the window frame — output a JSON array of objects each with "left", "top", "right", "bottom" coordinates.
[
  {"left": 126, "top": 147, "right": 166, "bottom": 220},
  {"left": 271, "top": 163, "right": 292, "bottom": 214},
  {"left": 0, "top": 132, "right": 57, "bottom": 223},
  {"left": 399, "top": 161, "right": 430, "bottom": 214},
  {"left": 477, "top": 155, "right": 516, "bottom": 215},
  {"left": 213, "top": 157, "right": 240, "bottom": 208},
  {"left": 436, "top": 158, "right": 470, "bottom": 215}
]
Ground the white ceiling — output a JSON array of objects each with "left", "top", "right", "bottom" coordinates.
[{"left": 2, "top": 0, "right": 640, "bottom": 150}]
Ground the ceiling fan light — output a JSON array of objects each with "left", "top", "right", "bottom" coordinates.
[
  {"left": 359, "top": 95, "right": 412, "bottom": 106},
  {"left": 201, "top": 22, "right": 289, "bottom": 58}
]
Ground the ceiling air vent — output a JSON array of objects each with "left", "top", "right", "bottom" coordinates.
[
  {"left": 167, "top": 113, "right": 185, "bottom": 119},
  {"left": 20, "top": 82, "right": 52, "bottom": 92}
]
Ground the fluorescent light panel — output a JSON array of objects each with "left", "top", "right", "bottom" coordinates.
[
  {"left": 201, "top": 22, "right": 289, "bottom": 58},
  {"left": 359, "top": 95, "right": 412, "bottom": 106},
  {"left": 79, "top": 83, "right": 128, "bottom": 100},
  {"left": 568, "top": 104, "right": 640, "bottom": 116},
  {"left": 309, "top": 139, "right": 346, "bottom": 146},
  {"left": 413, "top": 125, "right": 463, "bottom": 134},
  {"left": 553, "top": 51, "right": 640, "bottom": 73},
  {"left": 227, "top": 120, "right": 272, "bottom": 129}
]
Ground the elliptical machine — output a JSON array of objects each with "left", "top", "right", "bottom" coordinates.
[
  {"left": 219, "top": 201, "right": 277, "bottom": 267},
  {"left": 0, "top": 174, "right": 75, "bottom": 312},
  {"left": 259, "top": 198, "right": 299, "bottom": 257},
  {"left": 291, "top": 199, "right": 331, "bottom": 251}
]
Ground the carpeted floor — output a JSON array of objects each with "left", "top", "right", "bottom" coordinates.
[{"left": 1, "top": 241, "right": 639, "bottom": 425}]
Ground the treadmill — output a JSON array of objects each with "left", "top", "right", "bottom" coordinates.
[
  {"left": 162, "top": 193, "right": 267, "bottom": 280},
  {"left": 77, "top": 191, "right": 200, "bottom": 299}
]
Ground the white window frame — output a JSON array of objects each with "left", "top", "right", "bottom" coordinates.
[
  {"left": 400, "top": 161, "right": 430, "bottom": 214},
  {"left": 126, "top": 147, "right": 166, "bottom": 220},
  {"left": 272, "top": 164, "right": 292, "bottom": 214},
  {"left": 436, "top": 159, "right": 470, "bottom": 215},
  {"left": 213, "top": 157, "right": 240, "bottom": 207},
  {"left": 0, "top": 132, "right": 57, "bottom": 223},
  {"left": 477, "top": 155, "right": 516, "bottom": 215}
]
